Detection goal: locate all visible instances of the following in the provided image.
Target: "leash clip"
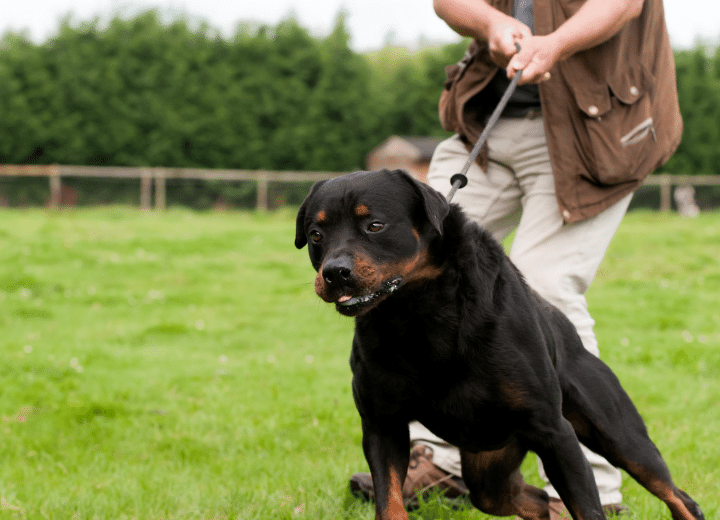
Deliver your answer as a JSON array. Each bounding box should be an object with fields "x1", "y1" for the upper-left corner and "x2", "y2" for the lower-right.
[{"x1": 450, "y1": 173, "x2": 468, "y2": 190}]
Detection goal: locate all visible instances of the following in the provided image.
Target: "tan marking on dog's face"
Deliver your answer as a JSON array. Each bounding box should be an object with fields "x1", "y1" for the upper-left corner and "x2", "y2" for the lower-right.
[
  {"x1": 348, "y1": 247, "x2": 442, "y2": 293},
  {"x1": 314, "y1": 252, "x2": 378, "y2": 303},
  {"x1": 316, "y1": 210, "x2": 328, "y2": 224},
  {"x1": 353, "y1": 255, "x2": 378, "y2": 287},
  {"x1": 354, "y1": 204, "x2": 370, "y2": 217},
  {"x1": 314, "y1": 270, "x2": 328, "y2": 300},
  {"x1": 396, "y1": 247, "x2": 443, "y2": 285}
]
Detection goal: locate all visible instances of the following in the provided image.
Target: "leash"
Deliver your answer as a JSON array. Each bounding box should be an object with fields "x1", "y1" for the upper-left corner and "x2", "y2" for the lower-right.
[{"x1": 446, "y1": 43, "x2": 524, "y2": 203}]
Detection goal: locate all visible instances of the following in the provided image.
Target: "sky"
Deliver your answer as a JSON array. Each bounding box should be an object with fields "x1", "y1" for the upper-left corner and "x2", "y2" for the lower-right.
[{"x1": 1, "y1": 0, "x2": 718, "y2": 52}]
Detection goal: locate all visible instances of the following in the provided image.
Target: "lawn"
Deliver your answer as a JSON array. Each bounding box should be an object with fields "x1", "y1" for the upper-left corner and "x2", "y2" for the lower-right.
[{"x1": 0, "y1": 207, "x2": 717, "y2": 519}]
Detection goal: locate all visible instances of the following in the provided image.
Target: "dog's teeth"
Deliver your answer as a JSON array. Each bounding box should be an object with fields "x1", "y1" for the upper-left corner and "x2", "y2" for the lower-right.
[
  {"x1": 339, "y1": 281, "x2": 402, "y2": 307},
  {"x1": 339, "y1": 293, "x2": 374, "y2": 306}
]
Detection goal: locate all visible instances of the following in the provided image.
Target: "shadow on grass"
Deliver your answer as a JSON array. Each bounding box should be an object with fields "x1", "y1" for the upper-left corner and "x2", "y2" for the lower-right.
[{"x1": 342, "y1": 484, "x2": 475, "y2": 520}]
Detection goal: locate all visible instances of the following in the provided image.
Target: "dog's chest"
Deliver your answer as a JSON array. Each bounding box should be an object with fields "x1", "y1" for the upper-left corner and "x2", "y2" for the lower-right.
[
  {"x1": 352, "y1": 312, "x2": 525, "y2": 451},
  {"x1": 354, "y1": 349, "x2": 518, "y2": 449}
]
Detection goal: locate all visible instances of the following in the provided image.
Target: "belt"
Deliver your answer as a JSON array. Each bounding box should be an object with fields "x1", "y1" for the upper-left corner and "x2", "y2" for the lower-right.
[{"x1": 502, "y1": 106, "x2": 542, "y2": 119}]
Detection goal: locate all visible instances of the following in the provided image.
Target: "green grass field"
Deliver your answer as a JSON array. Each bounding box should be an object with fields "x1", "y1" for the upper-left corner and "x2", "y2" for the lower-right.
[{"x1": 0, "y1": 207, "x2": 718, "y2": 519}]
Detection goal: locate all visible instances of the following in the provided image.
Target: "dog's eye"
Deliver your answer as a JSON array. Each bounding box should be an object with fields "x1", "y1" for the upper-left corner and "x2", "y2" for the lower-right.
[
  {"x1": 367, "y1": 222, "x2": 384, "y2": 233},
  {"x1": 310, "y1": 231, "x2": 323, "y2": 243}
]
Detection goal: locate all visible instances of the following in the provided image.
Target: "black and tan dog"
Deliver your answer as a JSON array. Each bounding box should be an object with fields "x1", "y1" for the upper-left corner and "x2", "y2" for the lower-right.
[{"x1": 295, "y1": 169, "x2": 704, "y2": 520}]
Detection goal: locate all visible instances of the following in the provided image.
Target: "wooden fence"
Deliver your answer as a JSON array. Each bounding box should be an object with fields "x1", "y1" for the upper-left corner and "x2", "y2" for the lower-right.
[
  {"x1": 0, "y1": 164, "x2": 718, "y2": 212},
  {"x1": 0, "y1": 164, "x2": 340, "y2": 211}
]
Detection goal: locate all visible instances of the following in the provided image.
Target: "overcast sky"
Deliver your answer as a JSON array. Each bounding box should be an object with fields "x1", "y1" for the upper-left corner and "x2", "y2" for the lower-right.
[{"x1": 2, "y1": 0, "x2": 718, "y2": 51}]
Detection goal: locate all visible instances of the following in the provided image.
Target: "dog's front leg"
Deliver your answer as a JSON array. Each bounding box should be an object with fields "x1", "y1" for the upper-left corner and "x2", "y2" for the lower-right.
[{"x1": 361, "y1": 418, "x2": 411, "y2": 520}]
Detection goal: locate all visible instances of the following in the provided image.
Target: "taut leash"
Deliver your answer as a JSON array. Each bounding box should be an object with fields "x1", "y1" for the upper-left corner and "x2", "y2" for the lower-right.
[{"x1": 446, "y1": 44, "x2": 524, "y2": 203}]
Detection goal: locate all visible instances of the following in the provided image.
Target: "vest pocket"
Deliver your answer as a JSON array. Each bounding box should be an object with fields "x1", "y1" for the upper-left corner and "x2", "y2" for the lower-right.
[
  {"x1": 620, "y1": 117, "x2": 656, "y2": 147},
  {"x1": 571, "y1": 64, "x2": 656, "y2": 185}
]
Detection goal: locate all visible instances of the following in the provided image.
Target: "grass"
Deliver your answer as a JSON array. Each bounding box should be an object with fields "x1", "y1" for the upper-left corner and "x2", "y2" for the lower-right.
[{"x1": 0, "y1": 207, "x2": 718, "y2": 519}]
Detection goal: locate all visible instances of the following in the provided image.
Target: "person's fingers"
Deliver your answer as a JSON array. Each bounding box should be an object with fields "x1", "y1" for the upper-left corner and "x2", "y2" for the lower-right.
[
  {"x1": 489, "y1": 18, "x2": 531, "y2": 67},
  {"x1": 506, "y1": 37, "x2": 555, "y2": 84}
]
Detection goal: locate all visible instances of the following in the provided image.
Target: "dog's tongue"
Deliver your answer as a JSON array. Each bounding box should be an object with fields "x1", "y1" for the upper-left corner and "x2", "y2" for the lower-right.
[{"x1": 337, "y1": 295, "x2": 352, "y2": 303}]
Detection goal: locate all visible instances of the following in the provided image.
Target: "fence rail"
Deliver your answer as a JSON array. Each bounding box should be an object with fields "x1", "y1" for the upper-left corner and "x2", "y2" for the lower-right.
[
  {"x1": 1, "y1": 164, "x2": 717, "y2": 211},
  {"x1": 0, "y1": 165, "x2": 342, "y2": 210},
  {"x1": 642, "y1": 174, "x2": 719, "y2": 212}
]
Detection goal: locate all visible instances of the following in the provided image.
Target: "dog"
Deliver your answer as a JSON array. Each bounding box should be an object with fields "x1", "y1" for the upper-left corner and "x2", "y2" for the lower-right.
[{"x1": 295, "y1": 169, "x2": 704, "y2": 520}]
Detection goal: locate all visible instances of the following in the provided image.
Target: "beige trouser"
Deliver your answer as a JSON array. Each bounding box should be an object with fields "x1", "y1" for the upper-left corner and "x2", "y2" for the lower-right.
[{"x1": 411, "y1": 115, "x2": 632, "y2": 505}]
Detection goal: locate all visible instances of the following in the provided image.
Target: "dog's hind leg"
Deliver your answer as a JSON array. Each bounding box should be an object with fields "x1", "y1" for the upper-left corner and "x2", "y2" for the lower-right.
[
  {"x1": 460, "y1": 440, "x2": 550, "y2": 519},
  {"x1": 527, "y1": 417, "x2": 607, "y2": 520},
  {"x1": 560, "y1": 355, "x2": 705, "y2": 520}
]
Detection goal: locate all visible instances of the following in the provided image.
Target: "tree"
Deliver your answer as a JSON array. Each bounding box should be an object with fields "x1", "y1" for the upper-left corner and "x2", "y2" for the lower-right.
[
  {"x1": 0, "y1": 12, "x2": 717, "y2": 208},
  {"x1": 665, "y1": 47, "x2": 720, "y2": 175}
]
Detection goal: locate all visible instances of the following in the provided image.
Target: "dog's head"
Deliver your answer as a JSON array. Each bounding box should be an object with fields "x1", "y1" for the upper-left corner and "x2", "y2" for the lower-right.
[{"x1": 295, "y1": 169, "x2": 449, "y2": 317}]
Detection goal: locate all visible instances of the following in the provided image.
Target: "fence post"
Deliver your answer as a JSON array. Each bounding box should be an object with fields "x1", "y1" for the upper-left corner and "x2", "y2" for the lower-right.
[
  {"x1": 257, "y1": 172, "x2": 269, "y2": 211},
  {"x1": 154, "y1": 168, "x2": 166, "y2": 211},
  {"x1": 48, "y1": 164, "x2": 61, "y2": 209},
  {"x1": 140, "y1": 168, "x2": 152, "y2": 211},
  {"x1": 659, "y1": 174, "x2": 672, "y2": 212}
]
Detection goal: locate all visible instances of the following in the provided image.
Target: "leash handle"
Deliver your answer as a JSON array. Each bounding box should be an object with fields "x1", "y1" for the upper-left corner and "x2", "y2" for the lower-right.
[{"x1": 447, "y1": 43, "x2": 524, "y2": 203}]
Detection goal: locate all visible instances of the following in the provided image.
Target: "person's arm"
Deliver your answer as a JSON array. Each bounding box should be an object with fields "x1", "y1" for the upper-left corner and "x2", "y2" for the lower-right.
[
  {"x1": 435, "y1": 0, "x2": 645, "y2": 84},
  {"x1": 507, "y1": 0, "x2": 645, "y2": 83},
  {"x1": 547, "y1": 0, "x2": 644, "y2": 61},
  {"x1": 433, "y1": 0, "x2": 532, "y2": 67}
]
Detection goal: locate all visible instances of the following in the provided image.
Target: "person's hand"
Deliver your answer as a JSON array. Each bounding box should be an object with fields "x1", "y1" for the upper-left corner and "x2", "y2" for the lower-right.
[
  {"x1": 507, "y1": 35, "x2": 560, "y2": 85},
  {"x1": 486, "y1": 14, "x2": 532, "y2": 68}
]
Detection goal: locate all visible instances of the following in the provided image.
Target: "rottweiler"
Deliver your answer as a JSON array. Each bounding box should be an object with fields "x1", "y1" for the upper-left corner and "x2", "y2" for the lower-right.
[{"x1": 295, "y1": 169, "x2": 704, "y2": 520}]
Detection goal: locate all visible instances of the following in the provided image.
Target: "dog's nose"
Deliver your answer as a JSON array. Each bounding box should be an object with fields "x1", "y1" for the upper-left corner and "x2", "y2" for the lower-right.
[{"x1": 323, "y1": 256, "x2": 353, "y2": 286}]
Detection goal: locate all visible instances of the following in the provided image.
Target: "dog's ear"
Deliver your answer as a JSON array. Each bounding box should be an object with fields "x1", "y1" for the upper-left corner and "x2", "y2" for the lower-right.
[
  {"x1": 392, "y1": 170, "x2": 449, "y2": 236},
  {"x1": 295, "y1": 180, "x2": 327, "y2": 249}
]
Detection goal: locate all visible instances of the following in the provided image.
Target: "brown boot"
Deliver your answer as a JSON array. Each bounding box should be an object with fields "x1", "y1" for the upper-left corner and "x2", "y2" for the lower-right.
[
  {"x1": 548, "y1": 497, "x2": 630, "y2": 519},
  {"x1": 349, "y1": 445, "x2": 469, "y2": 509},
  {"x1": 402, "y1": 445, "x2": 469, "y2": 508}
]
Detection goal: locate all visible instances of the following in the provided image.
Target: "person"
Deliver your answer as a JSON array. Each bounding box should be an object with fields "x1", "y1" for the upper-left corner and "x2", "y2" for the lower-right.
[{"x1": 350, "y1": 0, "x2": 682, "y2": 518}]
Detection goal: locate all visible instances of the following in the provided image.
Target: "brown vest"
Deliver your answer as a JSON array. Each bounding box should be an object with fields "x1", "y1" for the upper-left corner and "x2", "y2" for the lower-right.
[{"x1": 439, "y1": 0, "x2": 682, "y2": 222}]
